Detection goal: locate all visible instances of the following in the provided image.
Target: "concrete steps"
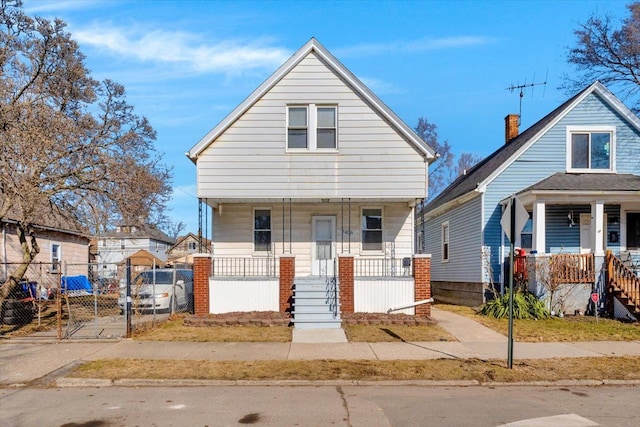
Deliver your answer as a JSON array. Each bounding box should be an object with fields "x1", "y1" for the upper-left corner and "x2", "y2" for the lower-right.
[{"x1": 291, "y1": 277, "x2": 341, "y2": 329}]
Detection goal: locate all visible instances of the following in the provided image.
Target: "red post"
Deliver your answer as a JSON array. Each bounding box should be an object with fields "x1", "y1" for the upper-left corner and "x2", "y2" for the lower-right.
[
  {"x1": 413, "y1": 254, "x2": 432, "y2": 317},
  {"x1": 339, "y1": 255, "x2": 354, "y2": 313},
  {"x1": 193, "y1": 255, "x2": 211, "y2": 316},
  {"x1": 279, "y1": 255, "x2": 295, "y2": 316}
]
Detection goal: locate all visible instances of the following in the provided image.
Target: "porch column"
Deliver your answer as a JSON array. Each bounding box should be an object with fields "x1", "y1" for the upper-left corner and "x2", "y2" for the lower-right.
[
  {"x1": 193, "y1": 254, "x2": 211, "y2": 315},
  {"x1": 532, "y1": 200, "x2": 546, "y2": 254},
  {"x1": 413, "y1": 254, "x2": 432, "y2": 318},
  {"x1": 592, "y1": 201, "x2": 605, "y2": 256},
  {"x1": 338, "y1": 255, "x2": 354, "y2": 313},
  {"x1": 279, "y1": 255, "x2": 295, "y2": 316}
]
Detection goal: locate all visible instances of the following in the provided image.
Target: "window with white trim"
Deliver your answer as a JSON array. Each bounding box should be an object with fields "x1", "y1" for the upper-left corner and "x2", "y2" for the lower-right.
[
  {"x1": 51, "y1": 243, "x2": 61, "y2": 272},
  {"x1": 188, "y1": 241, "x2": 197, "y2": 251},
  {"x1": 567, "y1": 127, "x2": 615, "y2": 172},
  {"x1": 361, "y1": 208, "x2": 383, "y2": 252},
  {"x1": 287, "y1": 104, "x2": 337, "y2": 150},
  {"x1": 441, "y1": 222, "x2": 449, "y2": 262},
  {"x1": 254, "y1": 208, "x2": 272, "y2": 252}
]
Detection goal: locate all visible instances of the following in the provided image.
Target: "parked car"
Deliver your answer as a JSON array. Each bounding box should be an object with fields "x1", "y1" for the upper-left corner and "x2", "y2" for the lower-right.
[{"x1": 118, "y1": 269, "x2": 193, "y2": 314}]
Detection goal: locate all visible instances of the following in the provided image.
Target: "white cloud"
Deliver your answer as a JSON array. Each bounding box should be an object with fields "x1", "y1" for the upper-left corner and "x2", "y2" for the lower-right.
[
  {"x1": 336, "y1": 36, "x2": 496, "y2": 57},
  {"x1": 24, "y1": 0, "x2": 108, "y2": 13},
  {"x1": 71, "y1": 23, "x2": 291, "y2": 75}
]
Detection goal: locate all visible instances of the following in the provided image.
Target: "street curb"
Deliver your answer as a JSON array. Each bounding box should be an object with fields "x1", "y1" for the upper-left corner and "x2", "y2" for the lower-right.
[{"x1": 54, "y1": 377, "x2": 640, "y2": 388}]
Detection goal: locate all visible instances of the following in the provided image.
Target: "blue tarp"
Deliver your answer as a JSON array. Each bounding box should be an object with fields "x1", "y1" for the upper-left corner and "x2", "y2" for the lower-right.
[{"x1": 61, "y1": 275, "x2": 92, "y2": 295}]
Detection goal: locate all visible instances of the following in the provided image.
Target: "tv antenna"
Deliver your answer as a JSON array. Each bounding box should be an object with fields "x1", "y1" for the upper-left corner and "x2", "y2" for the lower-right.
[{"x1": 506, "y1": 71, "x2": 548, "y2": 124}]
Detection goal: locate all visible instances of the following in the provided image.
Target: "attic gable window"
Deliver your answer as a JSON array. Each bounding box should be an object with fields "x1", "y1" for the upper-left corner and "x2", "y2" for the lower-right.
[
  {"x1": 287, "y1": 105, "x2": 337, "y2": 151},
  {"x1": 566, "y1": 126, "x2": 615, "y2": 172}
]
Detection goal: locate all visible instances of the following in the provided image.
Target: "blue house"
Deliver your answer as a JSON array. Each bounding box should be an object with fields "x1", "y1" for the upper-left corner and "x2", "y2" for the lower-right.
[{"x1": 421, "y1": 82, "x2": 640, "y2": 317}]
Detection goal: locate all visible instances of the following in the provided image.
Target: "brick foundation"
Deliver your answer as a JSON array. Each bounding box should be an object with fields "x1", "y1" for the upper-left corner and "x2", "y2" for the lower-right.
[
  {"x1": 279, "y1": 255, "x2": 295, "y2": 316},
  {"x1": 339, "y1": 255, "x2": 354, "y2": 313},
  {"x1": 193, "y1": 255, "x2": 211, "y2": 315},
  {"x1": 413, "y1": 255, "x2": 432, "y2": 318}
]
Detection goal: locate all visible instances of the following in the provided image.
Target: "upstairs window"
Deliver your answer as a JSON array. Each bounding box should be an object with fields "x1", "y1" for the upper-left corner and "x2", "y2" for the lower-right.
[
  {"x1": 254, "y1": 209, "x2": 272, "y2": 252},
  {"x1": 287, "y1": 105, "x2": 337, "y2": 151},
  {"x1": 287, "y1": 107, "x2": 308, "y2": 149},
  {"x1": 567, "y1": 127, "x2": 615, "y2": 172},
  {"x1": 188, "y1": 241, "x2": 197, "y2": 251},
  {"x1": 317, "y1": 107, "x2": 336, "y2": 149},
  {"x1": 361, "y1": 208, "x2": 383, "y2": 252}
]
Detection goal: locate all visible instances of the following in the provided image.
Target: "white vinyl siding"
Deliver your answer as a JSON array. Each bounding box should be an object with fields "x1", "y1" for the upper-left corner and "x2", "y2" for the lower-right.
[{"x1": 196, "y1": 52, "x2": 427, "y2": 200}]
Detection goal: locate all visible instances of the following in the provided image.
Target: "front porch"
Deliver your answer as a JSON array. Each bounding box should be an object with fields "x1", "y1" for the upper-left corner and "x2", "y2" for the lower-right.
[{"x1": 191, "y1": 254, "x2": 432, "y2": 325}]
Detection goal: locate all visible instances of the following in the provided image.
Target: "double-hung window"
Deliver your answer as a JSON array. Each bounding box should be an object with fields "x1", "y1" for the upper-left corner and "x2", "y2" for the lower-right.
[
  {"x1": 254, "y1": 209, "x2": 272, "y2": 253},
  {"x1": 361, "y1": 208, "x2": 383, "y2": 252},
  {"x1": 567, "y1": 126, "x2": 615, "y2": 172},
  {"x1": 441, "y1": 222, "x2": 449, "y2": 262},
  {"x1": 287, "y1": 104, "x2": 337, "y2": 150},
  {"x1": 51, "y1": 243, "x2": 61, "y2": 273},
  {"x1": 188, "y1": 241, "x2": 197, "y2": 251}
]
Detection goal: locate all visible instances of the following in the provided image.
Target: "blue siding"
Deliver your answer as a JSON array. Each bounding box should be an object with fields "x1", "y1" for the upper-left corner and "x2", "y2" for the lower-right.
[
  {"x1": 426, "y1": 195, "x2": 483, "y2": 283},
  {"x1": 484, "y1": 92, "x2": 638, "y2": 279}
]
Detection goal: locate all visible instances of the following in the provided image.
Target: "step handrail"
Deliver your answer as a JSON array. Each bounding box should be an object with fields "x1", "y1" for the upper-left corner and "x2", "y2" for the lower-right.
[{"x1": 606, "y1": 250, "x2": 640, "y2": 314}]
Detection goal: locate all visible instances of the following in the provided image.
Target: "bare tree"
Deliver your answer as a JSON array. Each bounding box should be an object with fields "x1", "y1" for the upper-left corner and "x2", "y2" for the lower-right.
[
  {"x1": 0, "y1": 1, "x2": 172, "y2": 298},
  {"x1": 455, "y1": 152, "x2": 483, "y2": 177},
  {"x1": 563, "y1": 2, "x2": 640, "y2": 112},
  {"x1": 414, "y1": 117, "x2": 483, "y2": 200}
]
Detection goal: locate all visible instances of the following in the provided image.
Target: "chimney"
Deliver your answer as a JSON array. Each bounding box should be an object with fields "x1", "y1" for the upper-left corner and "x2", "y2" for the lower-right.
[{"x1": 505, "y1": 114, "x2": 519, "y2": 143}]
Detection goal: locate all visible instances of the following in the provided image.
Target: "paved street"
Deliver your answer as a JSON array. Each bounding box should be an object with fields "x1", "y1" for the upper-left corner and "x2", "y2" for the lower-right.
[{"x1": 1, "y1": 384, "x2": 639, "y2": 427}]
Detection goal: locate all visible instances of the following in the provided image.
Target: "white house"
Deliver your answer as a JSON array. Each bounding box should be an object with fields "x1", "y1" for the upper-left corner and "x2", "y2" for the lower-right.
[{"x1": 187, "y1": 38, "x2": 436, "y2": 326}]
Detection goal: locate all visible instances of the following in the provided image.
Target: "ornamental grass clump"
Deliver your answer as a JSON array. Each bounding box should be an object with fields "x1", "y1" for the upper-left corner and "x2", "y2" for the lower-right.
[{"x1": 479, "y1": 291, "x2": 550, "y2": 319}]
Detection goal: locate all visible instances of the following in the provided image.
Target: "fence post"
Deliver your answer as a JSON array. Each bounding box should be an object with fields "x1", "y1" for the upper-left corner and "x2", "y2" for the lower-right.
[
  {"x1": 413, "y1": 254, "x2": 432, "y2": 317},
  {"x1": 339, "y1": 255, "x2": 354, "y2": 313},
  {"x1": 279, "y1": 255, "x2": 295, "y2": 315},
  {"x1": 193, "y1": 255, "x2": 212, "y2": 315}
]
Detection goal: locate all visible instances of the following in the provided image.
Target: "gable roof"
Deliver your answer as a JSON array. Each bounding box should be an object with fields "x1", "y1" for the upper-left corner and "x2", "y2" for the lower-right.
[
  {"x1": 187, "y1": 38, "x2": 436, "y2": 161},
  {"x1": 424, "y1": 81, "x2": 640, "y2": 216},
  {"x1": 100, "y1": 224, "x2": 174, "y2": 244},
  {"x1": 167, "y1": 232, "x2": 211, "y2": 254}
]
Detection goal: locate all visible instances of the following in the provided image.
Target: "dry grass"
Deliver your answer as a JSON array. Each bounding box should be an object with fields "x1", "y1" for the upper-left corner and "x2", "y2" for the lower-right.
[
  {"x1": 134, "y1": 316, "x2": 292, "y2": 342},
  {"x1": 344, "y1": 324, "x2": 455, "y2": 342},
  {"x1": 435, "y1": 304, "x2": 640, "y2": 342},
  {"x1": 70, "y1": 356, "x2": 640, "y2": 382}
]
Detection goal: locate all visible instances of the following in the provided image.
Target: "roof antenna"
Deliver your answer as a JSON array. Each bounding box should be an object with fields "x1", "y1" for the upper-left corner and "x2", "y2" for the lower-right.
[{"x1": 506, "y1": 70, "x2": 548, "y2": 125}]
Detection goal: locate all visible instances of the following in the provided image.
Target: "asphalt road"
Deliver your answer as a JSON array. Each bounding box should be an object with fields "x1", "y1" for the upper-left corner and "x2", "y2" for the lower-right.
[{"x1": 1, "y1": 384, "x2": 638, "y2": 427}]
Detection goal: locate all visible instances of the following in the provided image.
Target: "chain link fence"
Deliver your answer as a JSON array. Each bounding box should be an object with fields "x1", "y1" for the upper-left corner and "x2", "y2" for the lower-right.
[{"x1": 1, "y1": 262, "x2": 193, "y2": 339}]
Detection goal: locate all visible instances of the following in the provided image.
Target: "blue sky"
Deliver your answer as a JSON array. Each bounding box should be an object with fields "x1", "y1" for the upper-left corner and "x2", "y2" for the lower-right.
[{"x1": 23, "y1": 0, "x2": 631, "y2": 234}]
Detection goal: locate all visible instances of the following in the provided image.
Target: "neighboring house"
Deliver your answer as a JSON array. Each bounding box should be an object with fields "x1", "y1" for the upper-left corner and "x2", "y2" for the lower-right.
[
  {"x1": 1, "y1": 217, "x2": 90, "y2": 287},
  {"x1": 166, "y1": 233, "x2": 211, "y2": 265},
  {"x1": 95, "y1": 224, "x2": 174, "y2": 279},
  {"x1": 187, "y1": 38, "x2": 435, "y2": 324},
  {"x1": 421, "y1": 82, "x2": 640, "y2": 316}
]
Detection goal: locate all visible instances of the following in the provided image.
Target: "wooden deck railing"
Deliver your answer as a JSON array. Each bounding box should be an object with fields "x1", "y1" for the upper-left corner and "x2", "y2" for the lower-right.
[
  {"x1": 606, "y1": 250, "x2": 640, "y2": 314},
  {"x1": 514, "y1": 253, "x2": 595, "y2": 284}
]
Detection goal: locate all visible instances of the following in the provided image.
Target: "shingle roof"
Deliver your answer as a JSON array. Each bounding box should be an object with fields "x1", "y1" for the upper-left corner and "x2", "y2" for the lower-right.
[
  {"x1": 518, "y1": 172, "x2": 640, "y2": 193},
  {"x1": 424, "y1": 81, "x2": 640, "y2": 213}
]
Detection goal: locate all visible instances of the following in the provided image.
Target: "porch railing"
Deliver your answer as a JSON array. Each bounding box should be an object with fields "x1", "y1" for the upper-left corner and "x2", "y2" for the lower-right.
[
  {"x1": 551, "y1": 254, "x2": 595, "y2": 283},
  {"x1": 606, "y1": 250, "x2": 640, "y2": 315},
  {"x1": 354, "y1": 257, "x2": 412, "y2": 277},
  {"x1": 516, "y1": 253, "x2": 595, "y2": 284},
  {"x1": 211, "y1": 257, "x2": 278, "y2": 277}
]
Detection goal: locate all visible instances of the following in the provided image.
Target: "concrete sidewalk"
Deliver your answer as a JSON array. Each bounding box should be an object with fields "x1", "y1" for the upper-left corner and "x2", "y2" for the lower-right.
[{"x1": 2, "y1": 308, "x2": 640, "y2": 386}]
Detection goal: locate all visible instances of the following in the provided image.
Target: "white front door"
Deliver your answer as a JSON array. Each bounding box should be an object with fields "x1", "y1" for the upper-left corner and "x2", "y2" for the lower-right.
[
  {"x1": 580, "y1": 213, "x2": 607, "y2": 254},
  {"x1": 312, "y1": 216, "x2": 335, "y2": 276}
]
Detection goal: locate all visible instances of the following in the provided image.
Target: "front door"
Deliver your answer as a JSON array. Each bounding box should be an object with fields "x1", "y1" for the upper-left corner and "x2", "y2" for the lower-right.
[
  {"x1": 312, "y1": 216, "x2": 335, "y2": 276},
  {"x1": 580, "y1": 213, "x2": 607, "y2": 253}
]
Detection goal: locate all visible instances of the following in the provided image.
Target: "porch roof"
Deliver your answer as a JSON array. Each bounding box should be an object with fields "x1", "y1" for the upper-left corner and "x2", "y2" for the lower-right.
[{"x1": 512, "y1": 173, "x2": 640, "y2": 205}]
